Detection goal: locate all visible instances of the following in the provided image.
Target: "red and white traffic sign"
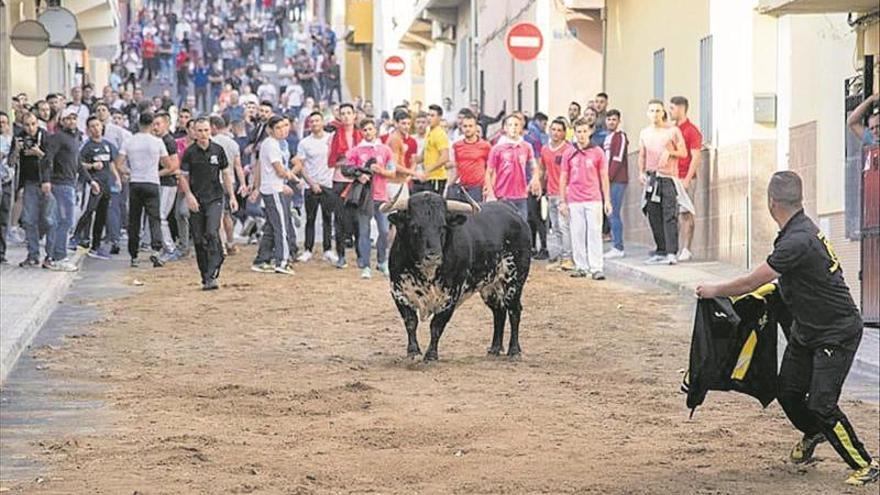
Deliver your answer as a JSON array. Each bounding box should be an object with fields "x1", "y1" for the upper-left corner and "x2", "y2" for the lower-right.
[
  {"x1": 384, "y1": 55, "x2": 406, "y2": 77},
  {"x1": 506, "y1": 22, "x2": 543, "y2": 61}
]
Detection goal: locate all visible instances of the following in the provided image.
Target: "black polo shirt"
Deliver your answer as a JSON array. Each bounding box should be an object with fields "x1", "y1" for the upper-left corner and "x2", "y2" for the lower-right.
[
  {"x1": 181, "y1": 141, "x2": 228, "y2": 204},
  {"x1": 79, "y1": 138, "x2": 117, "y2": 189},
  {"x1": 159, "y1": 133, "x2": 179, "y2": 187},
  {"x1": 766, "y1": 210, "x2": 862, "y2": 350}
]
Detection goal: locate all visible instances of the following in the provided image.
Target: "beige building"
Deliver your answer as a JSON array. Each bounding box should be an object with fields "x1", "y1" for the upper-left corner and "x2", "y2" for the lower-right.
[
  {"x1": 393, "y1": 0, "x2": 603, "y2": 130},
  {"x1": 1, "y1": 0, "x2": 120, "y2": 108},
  {"x1": 606, "y1": 0, "x2": 878, "y2": 308}
]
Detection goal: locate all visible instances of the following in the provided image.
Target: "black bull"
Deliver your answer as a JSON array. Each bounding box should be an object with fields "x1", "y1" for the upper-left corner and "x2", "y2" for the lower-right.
[{"x1": 382, "y1": 191, "x2": 532, "y2": 361}]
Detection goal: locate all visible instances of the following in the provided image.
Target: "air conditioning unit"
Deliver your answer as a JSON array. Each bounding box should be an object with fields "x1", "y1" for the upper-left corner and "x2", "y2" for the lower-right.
[{"x1": 432, "y1": 20, "x2": 455, "y2": 43}]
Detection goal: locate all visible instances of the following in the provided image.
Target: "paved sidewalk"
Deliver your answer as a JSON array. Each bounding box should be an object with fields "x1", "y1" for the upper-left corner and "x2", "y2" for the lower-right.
[{"x1": 0, "y1": 244, "x2": 85, "y2": 384}]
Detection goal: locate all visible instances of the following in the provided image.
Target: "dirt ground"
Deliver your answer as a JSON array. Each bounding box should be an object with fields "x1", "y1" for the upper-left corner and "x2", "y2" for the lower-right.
[{"x1": 3, "y1": 247, "x2": 878, "y2": 495}]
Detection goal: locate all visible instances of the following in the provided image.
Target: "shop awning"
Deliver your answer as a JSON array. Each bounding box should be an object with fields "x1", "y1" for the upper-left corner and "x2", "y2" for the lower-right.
[{"x1": 757, "y1": 0, "x2": 879, "y2": 15}]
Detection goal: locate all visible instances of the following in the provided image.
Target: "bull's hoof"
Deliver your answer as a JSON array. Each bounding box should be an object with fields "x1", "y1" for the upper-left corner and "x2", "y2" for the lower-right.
[
  {"x1": 407, "y1": 350, "x2": 422, "y2": 360},
  {"x1": 507, "y1": 352, "x2": 522, "y2": 361},
  {"x1": 423, "y1": 351, "x2": 439, "y2": 362},
  {"x1": 487, "y1": 347, "x2": 504, "y2": 356}
]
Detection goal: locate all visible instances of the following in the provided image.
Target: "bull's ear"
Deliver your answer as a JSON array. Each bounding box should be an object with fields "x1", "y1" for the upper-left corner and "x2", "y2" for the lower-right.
[
  {"x1": 446, "y1": 213, "x2": 468, "y2": 227},
  {"x1": 388, "y1": 211, "x2": 409, "y2": 227}
]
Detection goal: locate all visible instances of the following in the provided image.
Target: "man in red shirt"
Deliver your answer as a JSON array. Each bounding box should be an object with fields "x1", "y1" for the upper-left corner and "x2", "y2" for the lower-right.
[
  {"x1": 670, "y1": 96, "x2": 703, "y2": 262},
  {"x1": 450, "y1": 112, "x2": 491, "y2": 202},
  {"x1": 328, "y1": 103, "x2": 362, "y2": 268},
  {"x1": 141, "y1": 34, "x2": 157, "y2": 83},
  {"x1": 541, "y1": 117, "x2": 573, "y2": 270}
]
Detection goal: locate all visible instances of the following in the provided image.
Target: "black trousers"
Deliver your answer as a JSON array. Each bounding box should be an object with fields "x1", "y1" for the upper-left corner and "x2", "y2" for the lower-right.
[
  {"x1": 778, "y1": 335, "x2": 873, "y2": 470},
  {"x1": 528, "y1": 193, "x2": 547, "y2": 251},
  {"x1": 332, "y1": 181, "x2": 359, "y2": 259},
  {"x1": 304, "y1": 187, "x2": 336, "y2": 253},
  {"x1": 74, "y1": 189, "x2": 111, "y2": 249},
  {"x1": 190, "y1": 198, "x2": 225, "y2": 282},
  {"x1": 646, "y1": 176, "x2": 678, "y2": 256},
  {"x1": 0, "y1": 181, "x2": 11, "y2": 259},
  {"x1": 128, "y1": 182, "x2": 163, "y2": 259},
  {"x1": 411, "y1": 179, "x2": 446, "y2": 195}
]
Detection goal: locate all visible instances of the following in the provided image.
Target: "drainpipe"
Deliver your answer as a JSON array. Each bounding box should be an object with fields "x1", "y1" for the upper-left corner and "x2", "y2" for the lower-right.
[{"x1": 470, "y1": 0, "x2": 477, "y2": 104}]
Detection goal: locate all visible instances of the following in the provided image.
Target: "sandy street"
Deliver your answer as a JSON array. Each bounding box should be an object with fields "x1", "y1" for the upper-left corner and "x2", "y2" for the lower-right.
[{"x1": 2, "y1": 247, "x2": 878, "y2": 495}]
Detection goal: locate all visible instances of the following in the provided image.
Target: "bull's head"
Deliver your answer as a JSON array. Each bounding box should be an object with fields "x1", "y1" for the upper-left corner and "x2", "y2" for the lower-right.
[{"x1": 380, "y1": 189, "x2": 480, "y2": 271}]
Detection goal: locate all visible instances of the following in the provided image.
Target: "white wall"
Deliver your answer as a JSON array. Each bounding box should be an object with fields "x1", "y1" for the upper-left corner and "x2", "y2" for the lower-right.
[{"x1": 710, "y1": 0, "x2": 756, "y2": 147}]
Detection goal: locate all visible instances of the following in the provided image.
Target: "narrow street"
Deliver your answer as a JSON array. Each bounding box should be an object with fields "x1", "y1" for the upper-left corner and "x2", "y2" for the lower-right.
[{"x1": 1, "y1": 251, "x2": 877, "y2": 494}]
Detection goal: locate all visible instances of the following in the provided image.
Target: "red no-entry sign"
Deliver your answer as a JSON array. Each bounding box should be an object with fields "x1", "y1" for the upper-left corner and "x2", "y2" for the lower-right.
[
  {"x1": 384, "y1": 55, "x2": 406, "y2": 77},
  {"x1": 506, "y1": 22, "x2": 543, "y2": 61}
]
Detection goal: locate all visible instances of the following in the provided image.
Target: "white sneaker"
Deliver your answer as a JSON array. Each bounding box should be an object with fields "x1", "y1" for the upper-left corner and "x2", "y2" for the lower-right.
[
  {"x1": 323, "y1": 250, "x2": 339, "y2": 264},
  {"x1": 678, "y1": 248, "x2": 693, "y2": 262},
  {"x1": 297, "y1": 251, "x2": 313, "y2": 262},
  {"x1": 360, "y1": 267, "x2": 372, "y2": 279},
  {"x1": 643, "y1": 254, "x2": 666, "y2": 265},
  {"x1": 377, "y1": 262, "x2": 389, "y2": 277},
  {"x1": 604, "y1": 248, "x2": 625, "y2": 259},
  {"x1": 274, "y1": 264, "x2": 295, "y2": 275},
  {"x1": 666, "y1": 254, "x2": 678, "y2": 265},
  {"x1": 50, "y1": 259, "x2": 79, "y2": 272}
]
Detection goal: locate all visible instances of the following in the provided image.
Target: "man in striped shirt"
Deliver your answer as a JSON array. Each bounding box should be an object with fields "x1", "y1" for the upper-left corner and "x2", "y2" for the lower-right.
[{"x1": 603, "y1": 109, "x2": 629, "y2": 259}]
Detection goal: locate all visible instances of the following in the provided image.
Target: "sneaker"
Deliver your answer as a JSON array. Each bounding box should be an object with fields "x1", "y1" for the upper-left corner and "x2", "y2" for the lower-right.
[
  {"x1": 570, "y1": 269, "x2": 588, "y2": 278},
  {"x1": 534, "y1": 249, "x2": 549, "y2": 261},
  {"x1": 666, "y1": 254, "x2": 678, "y2": 265},
  {"x1": 377, "y1": 262, "x2": 389, "y2": 277},
  {"x1": 130, "y1": 258, "x2": 140, "y2": 268},
  {"x1": 790, "y1": 432, "x2": 826, "y2": 464},
  {"x1": 559, "y1": 259, "x2": 576, "y2": 271},
  {"x1": 336, "y1": 257, "x2": 348, "y2": 269},
  {"x1": 19, "y1": 258, "x2": 40, "y2": 268},
  {"x1": 110, "y1": 243, "x2": 121, "y2": 255},
  {"x1": 160, "y1": 249, "x2": 181, "y2": 263},
  {"x1": 678, "y1": 248, "x2": 693, "y2": 262},
  {"x1": 88, "y1": 248, "x2": 111, "y2": 260},
  {"x1": 41, "y1": 258, "x2": 55, "y2": 270},
  {"x1": 845, "y1": 460, "x2": 879, "y2": 486},
  {"x1": 50, "y1": 259, "x2": 79, "y2": 272},
  {"x1": 604, "y1": 248, "x2": 625, "y2": 259},
  {"x1": 360, "y1": 267, "x2": 372, "y2": 279},
  {"x1": 202, "y1": 277, "x2": 220, "y2": 291},
  {"x1": 643, "y1": 254, "x2": 667, "y2": 265},
  {"x1": 274, "y1": 264, "x2": 295, "y2": 275},
  {"x1": 149, "y1": 252, "x2": 165, "y2": 268},
  {"x1": 297, "y1": 251, "x2": 313, "y2": 263},
  {"x1": 226, "y1": 244, "x2": 239, "y2": 255},
  {"x1": 251, "y1": 262, "x2": 274, "y2": 273},
  {"x1": 591, "y1": 271, "x2": 606, "y2": 281},
  {"x1": 323, "y1": 250, "x2": 339, "y2": 264}
]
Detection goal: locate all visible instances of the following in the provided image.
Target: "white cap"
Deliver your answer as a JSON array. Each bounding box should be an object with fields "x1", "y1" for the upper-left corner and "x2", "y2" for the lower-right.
[{"x1": 61, "y1": 107, "x2": 78, "y2": 119}]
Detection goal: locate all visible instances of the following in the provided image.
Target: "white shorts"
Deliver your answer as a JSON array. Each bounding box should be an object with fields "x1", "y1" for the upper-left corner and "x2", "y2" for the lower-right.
[{"x1": 674, "y1": 178, "x2": 696, "y2": 215}]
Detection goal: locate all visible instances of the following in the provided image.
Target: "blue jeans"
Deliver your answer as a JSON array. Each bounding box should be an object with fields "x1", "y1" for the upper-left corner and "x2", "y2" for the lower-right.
[
  {"x1": 21, "y1": 182, "x2": 56, "y2": 260},
  {"x1": 610, "y1": 182, "x2": 627, "y2": 251},
  {"x1": 357, "y1": 209, "x2": 389, "y2": 268},
  {"x1": 502, "y1": 198, "x2": 528, "y2": 224},
  {"x1": 47, "y1": 184, "x2": 76, "y2": 261}
]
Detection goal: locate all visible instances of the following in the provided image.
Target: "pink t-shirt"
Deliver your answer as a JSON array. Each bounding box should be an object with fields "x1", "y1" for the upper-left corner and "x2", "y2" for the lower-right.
[
  {"x1": 561, "y1": 145, "x2": 606, "y2": 203},
  {"x1": 487, "y1": 137, "x2": 534, "y2": 200},
  {"x1": 345, "y1": 140, "x2": 395, "y2": 202},
  {"x1": 639, "y1": 126, "x2": 681, "y2": 177}
]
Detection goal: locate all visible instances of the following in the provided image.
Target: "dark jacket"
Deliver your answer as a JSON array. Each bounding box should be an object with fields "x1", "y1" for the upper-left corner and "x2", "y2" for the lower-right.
[
  {"x1": 682, "y1": 283, "x2": 792, "y2": 416},
  {"x1": 47, "y1": 128, "x2": 92, "y2": 186},
  {"x1": 14, "y1": 127, "x2": 52, "y2": 184}
]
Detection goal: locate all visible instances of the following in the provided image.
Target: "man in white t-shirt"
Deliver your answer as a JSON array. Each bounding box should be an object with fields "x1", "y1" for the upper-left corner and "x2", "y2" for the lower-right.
[
  {"x1": 294, "y1": 110, "x2": 335, "y2": 263},
  {"x1": 250, "y1": 115, "x2": 300, "y2": 274},
  {"x1": 114, "y1": 112, "x2": 171, "y2": 267},
  {"x1": 210, "y1": 115, "x2": 248, "y2": 254}
]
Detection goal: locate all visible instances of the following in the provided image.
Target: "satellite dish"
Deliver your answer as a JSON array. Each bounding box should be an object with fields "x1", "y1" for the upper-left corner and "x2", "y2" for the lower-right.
[
  {"x1": 10, "y1": 20, "x2": 50, "y2": 57},
  {"x1": 39, "y1": 7, "x2": 78, "y2": 47}
]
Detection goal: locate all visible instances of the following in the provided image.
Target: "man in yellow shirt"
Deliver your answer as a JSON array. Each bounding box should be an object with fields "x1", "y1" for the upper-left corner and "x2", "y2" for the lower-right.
[{"x1": 413, "y1": 104, "x2": 450, "y2": 194}]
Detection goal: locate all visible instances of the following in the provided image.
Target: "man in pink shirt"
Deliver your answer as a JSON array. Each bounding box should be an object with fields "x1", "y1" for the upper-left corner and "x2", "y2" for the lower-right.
[
  {"x1": 541, "y1": 117, "x2": 574, "y2": 270},
  {"x1": 345, "y1": 119, "x2": 395, "y2": 280},
  {"x1": 638, "y1": 99, "x2": 687, "y2": 265},
  {"x1": 559, "y1": 119, "x2": 611, "y2": 280},
  {"x1": 485, "y1": 114, "x2": 542, "y2": 222}
]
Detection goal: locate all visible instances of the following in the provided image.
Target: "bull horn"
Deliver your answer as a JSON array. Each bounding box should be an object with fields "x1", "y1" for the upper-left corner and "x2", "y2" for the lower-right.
[
  {"x1": 379, "y1": 185, "x2": 410, "y2": 213},
  {"x1": 446, "y1": 200, "x2": 478, "y2": 214},
  {"x1": 459, "y1": 187, "x2": 482, "y2": 212}
]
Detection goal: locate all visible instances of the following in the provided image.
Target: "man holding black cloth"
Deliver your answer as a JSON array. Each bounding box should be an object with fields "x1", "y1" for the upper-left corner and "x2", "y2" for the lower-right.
[
  {"x1": 178, "y1": 118, "x2": 238, "y2": 290},
  {"x1": 696, "y1": 171, "x2": 878, "y2": 487}
]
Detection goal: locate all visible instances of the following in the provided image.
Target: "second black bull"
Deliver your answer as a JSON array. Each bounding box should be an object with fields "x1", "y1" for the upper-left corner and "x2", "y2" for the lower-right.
[{"x1": 381, "y1": 191, "x2": 532, "y2": 361}]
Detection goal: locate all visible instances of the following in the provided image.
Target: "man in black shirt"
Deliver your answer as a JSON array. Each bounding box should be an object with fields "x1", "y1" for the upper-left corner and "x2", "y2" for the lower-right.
[
  {"x1": 696, "y1": 171, "x2": 878, "y2": 487},
  {"x1": 178, "y1": 118, "x2": 238, "y2": 290},
  {"x1": 13, "y1": 112, "x2": 54, "y2": 267},
  {"x1": 73, "y1": 116, "x2": 120, "y2": 259}
]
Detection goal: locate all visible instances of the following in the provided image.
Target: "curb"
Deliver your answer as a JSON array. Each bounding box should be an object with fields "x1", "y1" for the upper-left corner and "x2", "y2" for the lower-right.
[
  {"x1": 0, "y1": 249, "x2": 87, "y2": 385},
  {"x1": 603, "y1": 258, "x2": 696, "y2": 296}
]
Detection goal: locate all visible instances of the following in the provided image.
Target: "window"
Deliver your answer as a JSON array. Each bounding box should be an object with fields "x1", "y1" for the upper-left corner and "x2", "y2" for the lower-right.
[
  {"x1": 458, "y1": 36, "x2": 469, "y2": 92},
  {"x1": 653, "y1": 49, "x2": 665, "y2": 100},
  {"x1": 699, "y1": 36, "x2": 712, "y2": 143}
]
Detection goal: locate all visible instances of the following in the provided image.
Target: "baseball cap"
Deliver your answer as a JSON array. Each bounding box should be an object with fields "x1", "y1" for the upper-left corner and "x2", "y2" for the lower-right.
[{"x1": 61, "y1": 107, "x2": 78, "y2": 119}]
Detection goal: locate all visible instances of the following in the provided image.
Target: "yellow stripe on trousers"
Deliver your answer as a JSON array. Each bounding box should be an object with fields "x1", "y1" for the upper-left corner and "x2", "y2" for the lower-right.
[
  {"x1": 731, "y1": 330, "x2": 758, "y2": 380},
  {"x1": 833, "y1": 422, "x2": 869, "y2": 468}
]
